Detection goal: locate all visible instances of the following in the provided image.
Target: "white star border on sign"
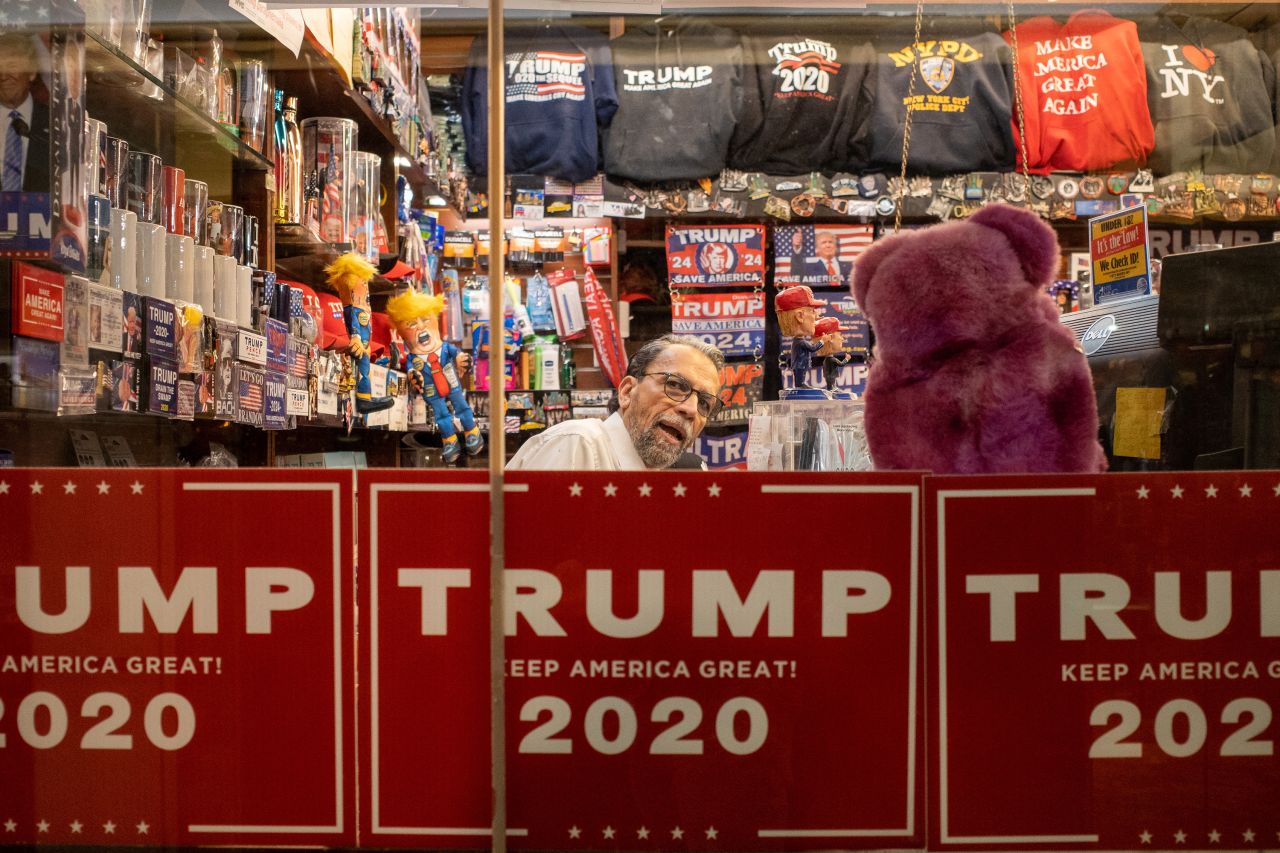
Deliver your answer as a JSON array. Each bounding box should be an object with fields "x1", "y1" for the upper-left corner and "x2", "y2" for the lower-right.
[
  {"x1": 673, "y1": 483, "x2": 687, "y2": 497},
  {"x1": 569, "y1": 483, "x2": 583, "y2": 496},
  {"x1": 130, "y1": 481, "x2": 145, "y2": 495},
  {"x1": 603, "y1": 483, "x2": 618, "y2": 497},
  {"x1": 638, "y1": 483, "x2": 652, "y2": 497}
]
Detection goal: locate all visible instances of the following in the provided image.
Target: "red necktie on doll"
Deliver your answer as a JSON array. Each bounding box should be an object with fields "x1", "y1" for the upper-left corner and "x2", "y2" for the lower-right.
[{"x1": 426, "y1": 352, "x2": 451, "y2": 396}]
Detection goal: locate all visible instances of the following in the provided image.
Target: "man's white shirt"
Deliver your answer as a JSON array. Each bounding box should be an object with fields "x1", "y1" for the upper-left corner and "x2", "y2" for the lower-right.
[{"x1": 508, "y1": 412, "x2": 646, "y2": 471}]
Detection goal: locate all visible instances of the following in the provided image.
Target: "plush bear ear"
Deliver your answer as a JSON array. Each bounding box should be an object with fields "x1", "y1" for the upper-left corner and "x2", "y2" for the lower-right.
[
  {"x1": 851, "y1": 235, "x2": 896, "y2": 311},
  {"x1": 970, "y1": 204, "x2": 1060, "y2": 285}
]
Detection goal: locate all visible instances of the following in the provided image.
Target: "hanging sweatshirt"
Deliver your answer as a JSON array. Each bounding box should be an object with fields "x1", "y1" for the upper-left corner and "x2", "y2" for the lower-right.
[
  {"x1": 462, "y1": 26, "x2": 618, "y2": 183},
  {"x1": 728, "y1": 31, "x2": 873, "y2": 175},
  {"x1": 1140, "y1": 16, "x2": 1276, "y2": 175},
  {"x1": 1006, "y1": 10, "x2": 1154, "y2": 173},
  {"x1": 859, "y1": 25, "x2": 1017, "y2": 175},
  {"x1": 604, "y1": 20, "x2": 744, "y2": 182}
]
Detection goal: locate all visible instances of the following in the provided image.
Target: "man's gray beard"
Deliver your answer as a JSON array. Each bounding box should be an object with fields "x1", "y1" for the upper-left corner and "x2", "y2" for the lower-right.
[{"x1": 627, "y1": 418, "x2": 688, "y2": 468}]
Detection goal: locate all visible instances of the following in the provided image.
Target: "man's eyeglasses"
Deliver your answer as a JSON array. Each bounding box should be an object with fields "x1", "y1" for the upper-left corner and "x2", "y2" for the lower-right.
[{"x1": 642, "y1": 372, "x2": 723, "y2": 418}]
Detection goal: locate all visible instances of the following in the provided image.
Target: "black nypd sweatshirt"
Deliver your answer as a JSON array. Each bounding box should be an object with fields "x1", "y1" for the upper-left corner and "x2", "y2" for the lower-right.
[
  {"x1": 1140, "y1": 15, "x2": 1276, "y2": 175},
  {"x1": 858, "y1": 26, "x2": 1017, "y2": 175},
  {"x1": 604, "y1": 19, "x2": 744, "y2": 182},
  {"x1": 728, "y1": 31, "x2": 873, "y2": 175},
  {"x1": 462, "y1": 25, "x2": 618, "y2": 183}
]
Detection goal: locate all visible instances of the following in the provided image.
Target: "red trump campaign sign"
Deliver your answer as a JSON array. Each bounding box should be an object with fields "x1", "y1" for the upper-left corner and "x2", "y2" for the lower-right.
[
  {"x1": 0, "y1": 469, "x2": 355, "y2": 847},
  {"x1": 360, "y1": 471, "x2": 922, "y2": 850},
  {"x1": 358, "y1": 470, "x2": 493, "y2": 846},
  {"x1": 506, "y1": 472, "x2": 921, "y2": 850},
  {"x1": 929, "y1": 473, "x2": 1280, "y2": 850}
]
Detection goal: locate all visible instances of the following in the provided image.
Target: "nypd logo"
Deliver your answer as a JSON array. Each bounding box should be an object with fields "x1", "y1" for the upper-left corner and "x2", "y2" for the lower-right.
[{"x1": 919, "y1": 56, "x2": 955, "y2": 93}]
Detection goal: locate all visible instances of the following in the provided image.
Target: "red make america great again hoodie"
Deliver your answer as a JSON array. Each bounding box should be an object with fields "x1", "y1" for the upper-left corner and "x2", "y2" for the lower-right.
[{"x1": 1006, "y1": 9, "x2": 1154, "y2": 172}]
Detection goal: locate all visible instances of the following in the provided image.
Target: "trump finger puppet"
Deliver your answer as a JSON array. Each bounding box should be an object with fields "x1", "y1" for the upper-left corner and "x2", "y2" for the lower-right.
[
  {"x1": 325, "y1": 252, "x2": 393, "y2": 414},
  {"x1": 775, "y1": 285, "x2": 826, "y2": 399},
  {"x1": 386, "y1": 289, "x2": 484, "y2": 464},
  {"x1": 814, "y1": 316, "x2": 853, "y2": 399},
  {"x1": 852, "y1": 204, "x2": 1107, "y2": 474}
]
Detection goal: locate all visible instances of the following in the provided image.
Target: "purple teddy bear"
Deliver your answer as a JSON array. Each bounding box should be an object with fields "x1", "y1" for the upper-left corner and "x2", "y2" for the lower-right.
[{"x1": 852, "y1": 204, "x2": 1107, "y2": 474}]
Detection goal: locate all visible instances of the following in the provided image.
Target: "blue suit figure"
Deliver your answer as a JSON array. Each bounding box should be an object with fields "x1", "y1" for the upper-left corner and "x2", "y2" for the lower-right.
[
  {"x1": 387, "y1": 289, "x2": 484, "y2": 463},
  {"x1": 326, "y1": 253, "x2": 393, "y2": 414},
  {"x1": 789, "y1": 336, "x2": 823, "y2": 387},
  {"x1": 776, "y1": 284, "x2": 826, "y2": 394}
]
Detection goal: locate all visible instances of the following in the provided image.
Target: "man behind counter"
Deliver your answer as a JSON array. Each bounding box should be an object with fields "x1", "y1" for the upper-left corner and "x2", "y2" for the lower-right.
[{"x1": 509, "y1": 335, "x2": 724, "y2": 471}]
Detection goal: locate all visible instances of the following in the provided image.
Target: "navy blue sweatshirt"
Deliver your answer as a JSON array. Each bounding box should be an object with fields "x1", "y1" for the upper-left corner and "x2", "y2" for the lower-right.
[
  {"x1": 604, "y1": 19, "x2": 744, "y2": 181},
  {"x1": 859, "y1": 26, "x2": 1017, "y2": 174},
  {"x1": 462, "y1": 25, "x2": 618, "y2": 183},
  {"x1": 728, "y1": 31, "x2": 873, "y2": 175}
]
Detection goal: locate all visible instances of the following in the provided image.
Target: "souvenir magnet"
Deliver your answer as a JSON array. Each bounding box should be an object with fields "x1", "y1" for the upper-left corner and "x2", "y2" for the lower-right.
[
  {"x1": 857, "y1": 174, "x2": 881, "y2": 198},
  {"x1": 1107, "y1": 173, "x2": 1129, "y2": 195},
  {"x1": 909, "y1": 176, "x2": 933, "y2": 198},
  {"x1": 662, "y1": 193, "x2": 688, "y2": 215},
  {"x1": 1005, "y1": 173, "x2": 1029, "y2": 203},
  {"x1": 964, "y1": 174, "x2": 984, "y2": 200},
  {"x1": 831, "y1": 176, "x2": 860, "y2": 197},
  {"x1": 1146, "y1": 196, "x2": 1165, "y2": 217},
  {"x1": 748, "y1": 174, "x2": 771, "y2": 199},
  {"x1": 819, "y1": 197, "x2": 850, "y2": 214},
  {"x1": 887, "y1": 176, "x2": 907, "y2": 199},
  {"x1": 1165, "y1": 193, "x2": 1194, "y2": 220},
  {"x1": 1080, "y1": 176, "x2": 1105, "y2": 199},
  {"x1": 687, "y1": 190, "x2": 710, "y2": 213},
  {"x1": 1192, "y1": 189, "x2": 1221, "y2": 217},
  {"x1": 763, "y1": 195, "x2": 792, "y2": 220},
  {"x1": 1129, "y1": 169, "x2": 1155, "y2": 193},
  {"x1": 805, "y1": 172, "x2": 829, "y2": 197},
  {"x1": 939, "y1": 175, "x2": 967, "y2": 200},
  {"x1": 926, "y1": 196, "x2": 952, "y2": 219},
  {"x1": 718, "y1": 169, "x2": 748, "y2": 192},
  {"x1": 1223, "y1": 196, "x2": 1246, "y2": 221},
  {"x1": 1056, "y1": 177, "x2": 1080, "y2": 199},
  {"x1": 1249, "y1": 193, "x2": 1270, "y2": 217},
  {"x1": 1049, "y1": 200, "x2": 1075, "y2": 220},
  {"x1": 1030, "y1": 175, "x2": 1055, "y2": 199},
  {"x1": 1250, "y1": 174, "x2": 1274, "y2": 194},
  {"x1": 874, "y1": 196, "x2": 897, "y2": 217},
  {"x1": 774, "y1": 178, "x2": 803, "y2": 193},
  {"x1": 790, "y1": 193, "x2": 816, "y2": 217}
]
